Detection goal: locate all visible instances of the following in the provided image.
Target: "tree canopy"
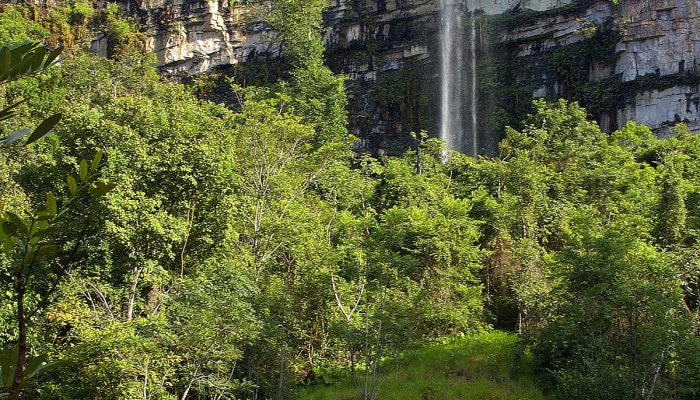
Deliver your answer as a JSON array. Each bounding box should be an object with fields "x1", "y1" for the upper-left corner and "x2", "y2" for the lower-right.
[{"x1": 0, "y1": 3, "x2": 699, "y2": 400}]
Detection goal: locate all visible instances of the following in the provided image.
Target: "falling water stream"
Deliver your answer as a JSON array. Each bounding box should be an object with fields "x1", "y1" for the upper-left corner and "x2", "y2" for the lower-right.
[
  {"x1": 438, "y1": 0, "x2": 478, "y2": 157},
  {"x1": 469, "y1": 16, "x2": 478, "y2": 157}
]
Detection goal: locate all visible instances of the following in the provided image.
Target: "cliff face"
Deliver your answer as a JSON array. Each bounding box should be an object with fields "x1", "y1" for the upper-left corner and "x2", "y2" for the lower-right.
[
  {"x1": 613, "y1": 0, "x2": 700, "y2": 135},
  {"x1": 323, "y1": 0, "x2": 437, "y2": 152},
  {"x1": 114, "y1": 0, "x2": 700, "y2": 152},
  {"x1": 103, "y1": 0, "x2": 279, "y2": 74},
  {"x1": 495, "y1": 0, "x2": 700, "y2": 136}
]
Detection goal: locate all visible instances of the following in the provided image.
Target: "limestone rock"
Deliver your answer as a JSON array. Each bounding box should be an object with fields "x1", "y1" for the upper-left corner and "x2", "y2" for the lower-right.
[
  {"x1": 110, "y1": 0, "x2": 700, "y2": 152},
  {"x1": 117, "y1": 0, "x2": 280, "y2": 74}
]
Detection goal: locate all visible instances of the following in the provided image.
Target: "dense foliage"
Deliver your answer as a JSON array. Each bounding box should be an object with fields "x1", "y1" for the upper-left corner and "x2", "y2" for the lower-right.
[
  {"x1": 0, "y1": 1, "x2": 699, "y2": 399},
  {"x1": 453, "y1": 101, "x2": 700, "y2": 399}
]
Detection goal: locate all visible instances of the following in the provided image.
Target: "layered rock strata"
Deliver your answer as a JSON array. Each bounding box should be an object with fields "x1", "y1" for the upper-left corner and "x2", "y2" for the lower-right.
[{"x1": 113, "y1": 0, "x2": 700, "y2": 152}]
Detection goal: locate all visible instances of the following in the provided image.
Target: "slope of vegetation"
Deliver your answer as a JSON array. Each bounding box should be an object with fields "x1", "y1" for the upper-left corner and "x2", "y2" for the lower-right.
[
  {"x1": 296, "y1": 331, "x2": 547, "y2": 400},
  {"x1": 0, "y1": 1, "x2": 700, "y2": 399}
]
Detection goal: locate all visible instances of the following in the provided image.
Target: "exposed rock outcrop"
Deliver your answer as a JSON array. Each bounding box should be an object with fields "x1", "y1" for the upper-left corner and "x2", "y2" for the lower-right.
[
  {"x1": 117, "y1": 0, "x2": 279, "y2": 74},
  {"x1": 113, "y1": 0, "x2": 700, "y2": 153}
]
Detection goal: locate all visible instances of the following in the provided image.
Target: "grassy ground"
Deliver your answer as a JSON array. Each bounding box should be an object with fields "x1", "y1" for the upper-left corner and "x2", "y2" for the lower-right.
[{"x1": 295, "y1": 331, "x2": 548, "y2": 400}]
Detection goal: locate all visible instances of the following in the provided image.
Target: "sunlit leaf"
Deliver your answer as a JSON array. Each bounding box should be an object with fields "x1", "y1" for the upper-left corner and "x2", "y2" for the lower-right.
[
  {"x1": 79, "y1": 160, "x2": 88, "y2": 181},
  {"x1": 46, "y1": 192, "x2": 57, "y2": 216},
  {"x1": 67, "y1": 176, "x2": 77, "y2": 194},
  {"x1": 90, "y1": 151, "x2": 103, "y2": 172},
  {"x1": 0, "y1": 129, "x2": 30, "y2": 146}
]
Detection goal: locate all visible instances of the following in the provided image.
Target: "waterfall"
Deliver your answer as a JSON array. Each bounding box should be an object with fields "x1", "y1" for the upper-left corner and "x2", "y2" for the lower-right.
[
  {"x1": 469, "y1": 15, "x2": 478, "y2": 157},
  {"x1": 438, "y1": 0, "x2": 478, "y2": 157}
]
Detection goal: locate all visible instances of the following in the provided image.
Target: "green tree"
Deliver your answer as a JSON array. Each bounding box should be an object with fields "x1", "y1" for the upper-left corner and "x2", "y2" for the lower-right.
[{"x1": 533, "y1": 215, "x2": 683, "y2": 399}]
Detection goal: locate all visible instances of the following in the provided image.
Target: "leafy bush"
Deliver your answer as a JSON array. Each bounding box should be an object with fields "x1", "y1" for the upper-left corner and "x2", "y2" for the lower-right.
[{"x1": 0, "y1": 6, "x2": 48, "y2": 46}]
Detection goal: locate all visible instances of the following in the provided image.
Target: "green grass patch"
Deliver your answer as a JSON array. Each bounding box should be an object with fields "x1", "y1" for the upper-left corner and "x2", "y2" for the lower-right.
[{"x1": 295, "y1": 331, "x2": 547, "y2": 400}]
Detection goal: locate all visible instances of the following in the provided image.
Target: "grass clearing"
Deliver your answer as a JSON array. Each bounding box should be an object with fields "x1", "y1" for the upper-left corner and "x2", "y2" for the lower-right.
[{"x1": 295, "y1": 331, "x2": 547, "y2": 400}]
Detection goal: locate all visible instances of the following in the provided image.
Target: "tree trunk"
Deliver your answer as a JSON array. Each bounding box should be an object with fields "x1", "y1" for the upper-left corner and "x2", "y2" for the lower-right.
[
  {"x1": 416, "y1": 145, "x2": 423, "y2": 175},
  {"x1": 350, "y1": 347, "x2": 356, "y2": 384},
  {"x1": 7, "y1": 278, "x2": 27, "y2": 400},
  {"x1": 275, "y1": 349, "x2": 285, "y2": 399},
  {"x1": 126, "y1": 266, "x2": 142, "y2": 321},
  {"x1": 246, "y1": 356, "x2": 258, "y2": 400}
]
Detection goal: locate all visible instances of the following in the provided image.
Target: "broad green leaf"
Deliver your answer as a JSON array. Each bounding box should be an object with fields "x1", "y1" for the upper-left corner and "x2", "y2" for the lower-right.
[
  {"x1": 0, "y1": 128, "x2": 30, "y2": 146},
  {"x1": 24, "y1": 354, "x2": 48, "y2": 380},
  {"x1": 25, "y1": 354, "x2": 62, "y2": 380},
  {"x1": 31, "y1": 226, "x2": 55, "y2": 240},
  {"x1": 36, "y1": 219, "x2": 48, "y2": 231},
  {"x1": 0, "y1": 228, "x2": 6, "y2": 254},
  {"x1": 0, "y1": 100, "x2": 25, "y2": 121},
  {"x1": 26, "y1": 113, "x2": 62, "y2": 145},
  {"x1": 0, "y1": 344, "x2": 18, "y2": 389},
  {"x1": 0, "y1": 47, "x2": 9, "y2": 77},
  {"x1": 12, "y1": 53, "x2": 33, "y2": 79},
  {"x1": 90, "y1": 151, "x2": 103, "y2": 172},
  {"x1": 42, "y1": 46, "x2": 63, "y2": 69},
  {"x1": 1, "y1": 236, "x2": 13, "y2": 256},
  {"x1": 29, "y1": 46, "x2": 46, "y2": 72},
  {"x1": 23, "y1": 244, "x2": 58, "y2": 265},
  {"x1": 6, "y1": 213, "x2": 27, "y2": 236},
  {"x1": 8, "y1": 43, "x2": 34, "y2": 74},
  {"x1": 67, "y1": 175, "x2": 77, "y2": 194},
  {"x1": 90, "y1": 182, "x2": 116, "y2": 198},
  {"x1": 30, "y1": 227, "x2": 56, "y2": 244},
  {"x1": 46, "y1": 192, "x2": 57, "y2": 216},
  {"x1": 11, "y1": 42, "x2": 35, "y2": 54},
  {"x1": 79, "y1": 160, "x2": 88, "y2": 181},
  {"x1": 1, "y1": 221, "x2": 16, "y2": 237}
]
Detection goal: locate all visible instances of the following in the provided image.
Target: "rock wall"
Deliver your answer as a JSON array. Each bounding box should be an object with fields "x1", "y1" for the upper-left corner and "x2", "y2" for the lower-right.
[
  {"x1": 614, "y1": 0, "x2": 700, "y2": 134},
  {"x1": 493, "y1": 0, "x2": 700, "y2": 135},
  {"x1": 323, "y1": 0, "x2": 439, "y2": 152},
  {"x1": 111, "y1": 0, "x2": 279, "y2": 74},
  {"x1": 115, "y1": 0, "x2": 700, "y2": 153}
]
